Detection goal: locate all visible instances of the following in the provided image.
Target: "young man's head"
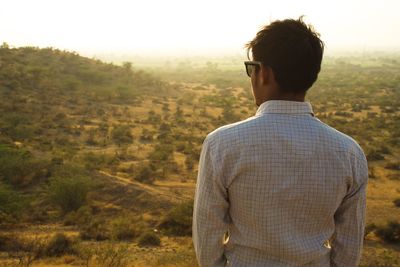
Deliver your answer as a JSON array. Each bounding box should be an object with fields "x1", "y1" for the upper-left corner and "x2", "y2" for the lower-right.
[{"x1": 245, "y1": 17, "x2": 324, "y2": 105}]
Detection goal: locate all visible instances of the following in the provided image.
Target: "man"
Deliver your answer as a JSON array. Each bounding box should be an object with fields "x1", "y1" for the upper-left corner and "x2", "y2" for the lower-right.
[{"x1": 192, "y1": 17, "x2": 368, "y2": 267}]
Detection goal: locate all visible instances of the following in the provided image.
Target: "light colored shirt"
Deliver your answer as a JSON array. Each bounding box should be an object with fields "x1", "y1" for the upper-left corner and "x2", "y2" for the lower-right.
[{"x1": 193, "y1": 100, "x2": 368, "y2": 267}]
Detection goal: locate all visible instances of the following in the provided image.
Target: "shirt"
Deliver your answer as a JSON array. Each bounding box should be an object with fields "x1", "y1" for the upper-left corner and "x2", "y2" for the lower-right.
[{"x1": 193, "y1": 100, "x2": 368, "y2": 267}]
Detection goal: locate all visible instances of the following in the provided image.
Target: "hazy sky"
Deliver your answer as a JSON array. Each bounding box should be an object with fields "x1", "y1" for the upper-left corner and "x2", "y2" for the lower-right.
[{"x1": 1, "y1": 0, "x2": 399, "y2": 56}]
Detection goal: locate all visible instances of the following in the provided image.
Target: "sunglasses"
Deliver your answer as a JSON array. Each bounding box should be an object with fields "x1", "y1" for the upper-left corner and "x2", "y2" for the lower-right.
[{"x1": 244, "y1": 61, "x2": 262, "y2": 77}]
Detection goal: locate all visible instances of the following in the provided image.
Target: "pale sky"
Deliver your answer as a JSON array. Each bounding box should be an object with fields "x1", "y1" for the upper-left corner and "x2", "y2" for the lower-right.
[{"x1": 1, "y1": 0, "x2": 399, "y2": 56}]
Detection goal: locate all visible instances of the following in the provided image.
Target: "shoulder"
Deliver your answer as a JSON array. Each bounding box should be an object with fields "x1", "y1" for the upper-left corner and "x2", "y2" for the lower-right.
[
  {"x1": 204, "y1": 116, "x2": 259, "y2": 147},
  {"x1": 315, "y1": 118, "x2": 367, "y2": 166}
]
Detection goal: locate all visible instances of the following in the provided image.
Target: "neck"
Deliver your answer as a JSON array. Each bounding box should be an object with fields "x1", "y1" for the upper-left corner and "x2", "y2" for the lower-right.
[
  {"x1": 256, "y1": 93, "x2": 305, "y2": 106},
  {"x1": 268, "y1": 93, "x2": 305, "y2": 102}
]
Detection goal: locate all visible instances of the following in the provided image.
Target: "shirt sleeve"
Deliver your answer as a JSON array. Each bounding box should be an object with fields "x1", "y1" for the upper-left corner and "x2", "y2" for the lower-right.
[
  {"x1": 193, "y1": 135, "x2": 230, "y2": 267},
  {"x1": 330, "y1": 152, "x2": 368, "y2": 267}
]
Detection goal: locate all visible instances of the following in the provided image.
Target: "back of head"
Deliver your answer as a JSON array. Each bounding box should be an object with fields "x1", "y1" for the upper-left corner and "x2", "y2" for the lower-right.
[{"x1": 246, "y1": 16, "x2": 324, "y2": 93}]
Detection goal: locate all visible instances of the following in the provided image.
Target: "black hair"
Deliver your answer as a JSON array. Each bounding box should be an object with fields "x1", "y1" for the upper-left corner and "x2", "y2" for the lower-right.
[{"x1": 245, "y1": 16, "x2": 324, "y2": 93}]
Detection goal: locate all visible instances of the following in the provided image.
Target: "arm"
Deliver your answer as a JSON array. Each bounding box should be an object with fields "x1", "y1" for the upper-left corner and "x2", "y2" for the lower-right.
[
  {"x1": 330, "y1": 154, "x2": 368, "y2": 267},
  {"x1": 193, "y1": 136, "x2": 230, "y2": 267}
]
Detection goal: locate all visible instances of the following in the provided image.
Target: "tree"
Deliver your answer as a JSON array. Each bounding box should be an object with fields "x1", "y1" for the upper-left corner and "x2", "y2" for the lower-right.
[
  {"x1": 1, "y1": 42, "x2": 9, "y2": 49},
  {"x1": 122, "y1": 61, "x2": 132, "y2": 71},
  {"x1": 111, "y1": 125, "x2": 133, "y2": 146}
]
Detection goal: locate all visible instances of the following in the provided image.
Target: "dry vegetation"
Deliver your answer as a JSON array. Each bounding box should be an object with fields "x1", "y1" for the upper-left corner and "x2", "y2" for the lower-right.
[{"x1": 0, "y1": 44, "x2": 399, "y2": 266}]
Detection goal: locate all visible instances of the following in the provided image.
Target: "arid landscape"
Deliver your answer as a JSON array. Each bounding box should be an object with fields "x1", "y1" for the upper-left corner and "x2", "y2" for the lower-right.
[{"x1": 0, "y1": 45, "x2": 399, "y2": 266}]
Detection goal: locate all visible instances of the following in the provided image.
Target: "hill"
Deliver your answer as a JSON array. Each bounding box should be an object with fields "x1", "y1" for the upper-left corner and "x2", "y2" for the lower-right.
[{"x1": 0, "y1": 46, "x2": 399, "y2": 266}]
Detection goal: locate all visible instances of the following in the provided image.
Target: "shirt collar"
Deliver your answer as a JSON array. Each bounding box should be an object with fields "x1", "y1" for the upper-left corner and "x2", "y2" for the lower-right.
[{"x1": 255, "y1": 100, "x2": 314, "y2": 116}]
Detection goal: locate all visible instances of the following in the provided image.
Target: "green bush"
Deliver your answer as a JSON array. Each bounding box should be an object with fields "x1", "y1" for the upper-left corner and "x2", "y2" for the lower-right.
[
  {"x1": 149, "y1": 144, "x2": 174, "y2": 162},
  {"x1": 0, "y1": 182, "x2": 27, "y2": 217},
  {"x1": 49, "y1": 165, "x2": 92, "y2": 214},
  {"x1": 137, "y1": 232, "x2": 161, "y2": 247},
  {"x1": 111, "y1": 217, "x2": 137, "y2": 241},
  {"x1": 0, "y1": 144, "x2": 48, "y2": 187},
  {"x1": 158, "y1": 200, "x2": 193, "y2": 236},
  {"x1": 82, "y1": 152, "x2": 117, "y2": 171},
  {"x1": 375, "y1": 221, "x2": 400, "y2": 244},
  {"x1": 1, "y1": 113, "x2": 37, "y2": 140},
  {"x1": 135, "y1": 165, "x2": 155, "y2": 184},
  {"x1": 45, "y1": 233, "x2": 75, "y2": 257},
  {"x1": 111, "y1": 125, "x2": 133, "y2": 145}
]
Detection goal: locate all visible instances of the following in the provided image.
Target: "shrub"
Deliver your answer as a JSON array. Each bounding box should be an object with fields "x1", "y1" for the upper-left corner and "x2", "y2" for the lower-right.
[
  {"x1": 140, "y1": 128, "x2": 153, "y2": 142},
  {"x1": 8, "y1": 235, "x2": 47, "y2": 266},
  {"x1": 111, "y1": 125, "x2": 133, "y2": 146},
  {"x1": 83, "y1": 152, "x2": 117, "y2": 171},
  {"x1": 77, "y1": 243, "x2": 130, "y2": 267},
  {"x1": 366, "y1": 150, "x2": 384, "y2": 161},
  {"x1": 135, "y1": 165, "x2": 155, "y2": 184},
  {"x1": 9, "y1": 125, "x2": 37, "y2": 140},
  {"x1": 0, "y1": 233, "x2": 24, "y2": 252},
  {"x1": 110, "y1": 217, "x2": 137, "y2": 241},
  {"x1": 163, "y1": 160, "x2": 180, "y2": 174},
  {"x1": 146, "y1": 111, "x2": 162, "y2": 124},
  {"x1": 378, "y1": 146, "x2": 391, "y2": 155},
  {"x1": 393, "y1": 198, "x2": 400, "y2": 208},
  {"x1": 1, "y1": 113, "x2": 37, "y2": 140},
  {"x1": 51, "y1": 162, "x2": 88, "y2": 178},
  {"x1": 48, "y1": 162, "x2": 92, "y2": 215},
  {"x1": 0, "y1": 144, "x2": 48, "y2": 187},
  {"x1": 185, "y1": 156, "x2": 194, "y2": 170},
  {"x1": 80, "y1": 219, "x2": 109, "y2": 241},
  {"x1": 0, "y1": 211, "x2": 18, "y2": 225},
  {"x1": 45, "y1": 233, "x2": 75, "y2": 257},
  {"x1": 158, "y1": 200, "x2": 193, "y2": 236},
  {"x1": 29, "y1": 209, "x2": 49, "y2": 223},
  {"x1": 149, "y1": 144, "x2": 174, "y2": 162},
  {"x1": 334, "y1": 111, "x2": 353, "y2": 117},
  {"x1": 51, "y1": 157, "x2": 64, "y2": 166},
  {"x1": 375, "y1": 221, "x2": 400, "y2": 244},
  {"x1": 137, "y1": 232, "x2": 161, "y2": 247},
  {"x1": 49, "y1": 175, "x2": 92, "y2": 214},
  {"x1": 63, "y1": 206, "x2": 92, "y2": 226},
  {"x1": 0, "y1": 182, "x2": 27, "y2": 217},
  {"x1": 364, "y1": 223, "x2": 377, "y2": 237}
]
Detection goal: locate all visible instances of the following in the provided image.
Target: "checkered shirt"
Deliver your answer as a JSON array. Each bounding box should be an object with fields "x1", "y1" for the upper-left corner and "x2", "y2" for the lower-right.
[{"x1": 193, "y1": 100, "x2": 368, "y2": 267}]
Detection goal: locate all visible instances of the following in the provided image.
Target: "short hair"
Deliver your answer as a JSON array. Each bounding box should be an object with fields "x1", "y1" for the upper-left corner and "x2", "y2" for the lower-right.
[{"x1": 245, "y1": 16, "x2": 324, "y2": 93}]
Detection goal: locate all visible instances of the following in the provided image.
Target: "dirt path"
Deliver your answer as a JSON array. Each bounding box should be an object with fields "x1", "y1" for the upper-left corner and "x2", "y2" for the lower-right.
[{"x1": 98, "y1": 171, "x2": 192, "y2": 202}]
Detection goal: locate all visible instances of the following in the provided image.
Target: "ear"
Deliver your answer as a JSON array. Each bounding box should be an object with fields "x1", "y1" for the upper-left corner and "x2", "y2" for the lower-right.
[{"x1": 259, "y1": 65, "x2": 272, "y2": 85}]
